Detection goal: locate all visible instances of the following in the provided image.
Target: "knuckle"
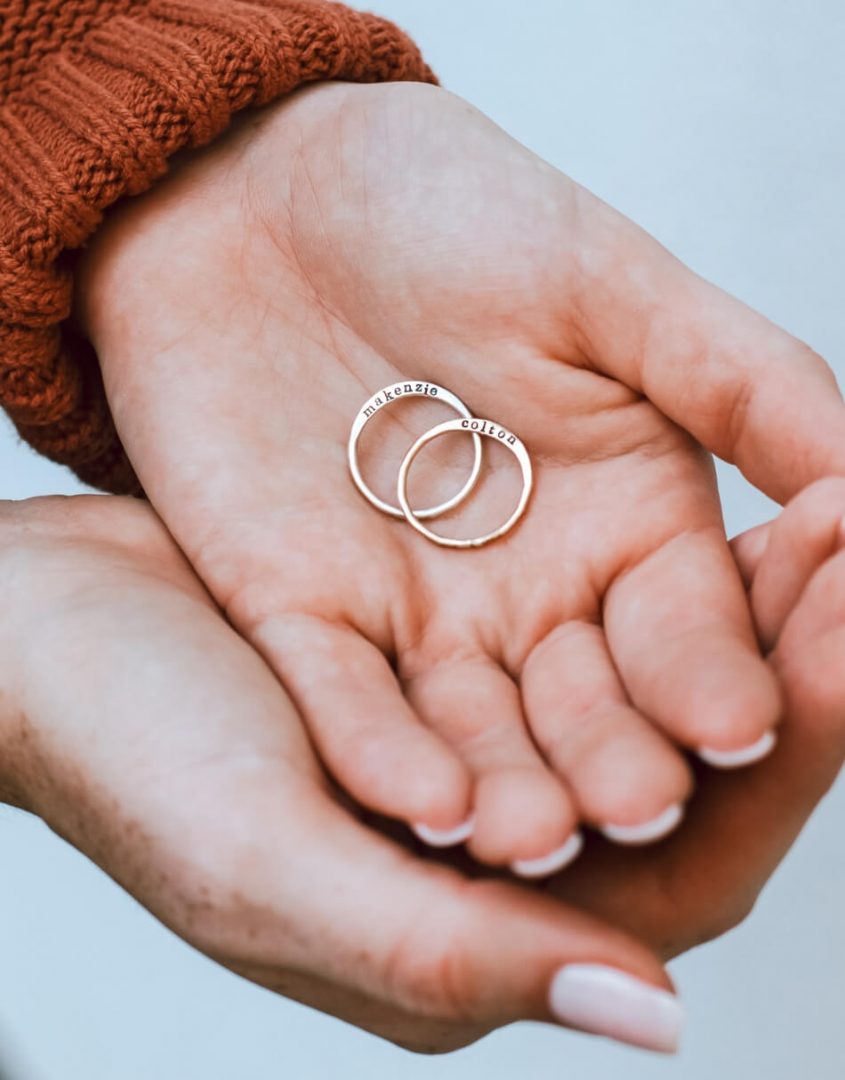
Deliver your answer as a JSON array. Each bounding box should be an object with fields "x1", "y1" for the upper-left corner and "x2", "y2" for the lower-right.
[
  {"x1": 722, "y1": 374, "x2": 756, "y2": 460},
  {"x1": 380, "y1": 884, "x2": 481, "y2": 1024}
]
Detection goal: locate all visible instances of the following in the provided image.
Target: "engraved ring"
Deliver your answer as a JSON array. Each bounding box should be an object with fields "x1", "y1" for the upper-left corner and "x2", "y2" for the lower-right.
[
  {"x1": 348, "y1": 381, "x2": 483, "y2": 520},
  {"x1": 397, "y1": 418, "x2": 534, "y2": 549}
]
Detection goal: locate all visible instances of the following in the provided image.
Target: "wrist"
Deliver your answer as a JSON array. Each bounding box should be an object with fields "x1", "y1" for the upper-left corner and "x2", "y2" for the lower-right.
[
  {"x1": 0, "y1": 497, "x2": 177, "y2": 812},
  {"x1": 0, "y1": 501, "x2": 47, "y2": 810}
]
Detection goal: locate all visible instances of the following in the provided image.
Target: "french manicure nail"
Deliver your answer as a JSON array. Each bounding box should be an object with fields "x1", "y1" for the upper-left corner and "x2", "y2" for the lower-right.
[
  {"x1": 511, "y1": 831, "x2": 584, "y2": 879},
  {"x1": 602, "y1": 803, "x2": 684, "y2": 846},
  {"x1": 412, "y1": 815, "x2": 475, "y2": 848},
  {"x1": 548, "y1": 963, "x2": 684, "y2": 1053},
  {"x1": 698, "y1": 729, "x2": 777, "y2": 769}
]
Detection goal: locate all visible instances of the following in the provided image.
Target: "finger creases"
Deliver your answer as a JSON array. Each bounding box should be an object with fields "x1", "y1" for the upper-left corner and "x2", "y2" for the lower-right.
[
  {"x1": 521, "y1": 620, "x2": 692, "y2": 839},
  {"x1": 378, "y1": 874, "x2": 680, "y2": 1048},
  {"x1": 604, "y1": 529, "x2": 781, "y2": 761},
  {"x1": 403, "y1": 655, "x2": 580, "y2": 868},
  {"x1": 251, "y1": 613, "x2": 473, "y2": 831},
  {"x1": 280, "y1": 801, "x2": 681, "y2": 1049}
]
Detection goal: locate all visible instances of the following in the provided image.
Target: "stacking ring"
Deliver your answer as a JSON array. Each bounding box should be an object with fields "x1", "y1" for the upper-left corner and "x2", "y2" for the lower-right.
[
  {"x1": 347, "y1": 381, "x2": 483, "y2": 520},
  {"x1": 397, "y1": 418, "x2": 533, "y2": 549}
]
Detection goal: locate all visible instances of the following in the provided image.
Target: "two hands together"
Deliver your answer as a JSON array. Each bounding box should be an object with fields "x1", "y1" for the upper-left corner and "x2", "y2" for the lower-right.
[{"x1": 5, "y1": 81, "x2": 845, "y2": 1055}]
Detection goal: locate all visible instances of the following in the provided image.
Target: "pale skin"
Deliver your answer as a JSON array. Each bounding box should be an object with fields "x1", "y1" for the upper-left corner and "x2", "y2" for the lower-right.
[
  {"x1": 0, "y1": 490, "x2": 842, "y2": 1055},
  {"x1": 75, "y1": 80, "x2": 845, "y2": 872}
]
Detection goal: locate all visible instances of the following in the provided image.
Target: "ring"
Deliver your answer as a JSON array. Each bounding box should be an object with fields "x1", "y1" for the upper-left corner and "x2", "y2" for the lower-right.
[
  {"x1": 348, "y1": 381, "x2": 482, "y2": 520},
  {"x1": 397, "y1": 417, "x2": 533, "y2": 549}
]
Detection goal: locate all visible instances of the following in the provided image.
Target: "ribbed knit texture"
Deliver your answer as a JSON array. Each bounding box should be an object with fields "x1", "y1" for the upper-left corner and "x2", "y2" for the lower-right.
[{"x1": 0, "y1": 1, "x2": 436, "y2": 492}]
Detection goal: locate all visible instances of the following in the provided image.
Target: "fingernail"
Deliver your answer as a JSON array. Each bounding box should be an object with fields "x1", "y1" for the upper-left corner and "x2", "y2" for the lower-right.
[
  {"x1": 602, "y1": 803, "x2": 684, "y2": 846},
  {"x1": 698, "y1": 730, "x2": 777, "y2": 769},
  {"x1": 548, "y1": 964, "x2": 683, "y2": 1053},
  {"x1": 412, "y1": 815, "x2": 475, "y2": 848},
  {"x1": 511, "y1": 831, "x2": 584, "y2": 879}
]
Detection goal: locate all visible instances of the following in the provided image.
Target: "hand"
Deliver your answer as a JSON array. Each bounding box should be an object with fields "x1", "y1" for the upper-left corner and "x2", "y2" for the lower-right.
[
  {"x1": 0, "y1": 495, "x2": 680, "y2": 1055},
  {"x1": 76, "y1": 81, "x2": 845, "y2": 870},
  {"x1": 733, "y1": 477, "x2": 845, "y2": 779},
  {"x1": 541, "y1": 487, "x2": 845, "y2": 958},
  {"x1": 544, "y1": 698, "x2": 844, "y2": 964},
  {"x1": 2, "y1": 495, "x2": 841, "y2": 1057}
]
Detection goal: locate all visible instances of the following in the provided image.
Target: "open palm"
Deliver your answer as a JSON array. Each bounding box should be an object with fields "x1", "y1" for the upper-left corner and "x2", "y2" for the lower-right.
[{"x1": 78, "y1": 80, "x2": 845, "y2": 870}]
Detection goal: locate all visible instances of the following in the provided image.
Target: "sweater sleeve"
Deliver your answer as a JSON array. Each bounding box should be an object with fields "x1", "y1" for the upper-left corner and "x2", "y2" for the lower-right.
[{"x1": 0, "y1": 1, "x2": 436, "y2": 493}]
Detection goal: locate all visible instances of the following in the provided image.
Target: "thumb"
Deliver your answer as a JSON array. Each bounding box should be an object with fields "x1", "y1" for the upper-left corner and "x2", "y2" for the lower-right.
[
  {"x1": 224, "y1": 785, "x2": 684, "y2": 1055},
  {"x1": 571, "y1": 190, "x2": 845, "y2": 504}
]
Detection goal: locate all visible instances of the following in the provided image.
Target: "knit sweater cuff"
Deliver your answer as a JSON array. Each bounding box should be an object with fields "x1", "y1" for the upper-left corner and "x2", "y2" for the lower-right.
[{"x1": 0, "y1": 0, "x2": 436, "y2": 493}]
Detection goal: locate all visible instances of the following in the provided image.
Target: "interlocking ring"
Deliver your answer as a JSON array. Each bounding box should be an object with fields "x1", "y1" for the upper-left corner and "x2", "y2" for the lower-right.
[
  {"x1": 347, "y1": 381, "x2": 482, "y2": 519},
  {"x1": 397, "y1": 417, "x2": 533, "y2": 549}
]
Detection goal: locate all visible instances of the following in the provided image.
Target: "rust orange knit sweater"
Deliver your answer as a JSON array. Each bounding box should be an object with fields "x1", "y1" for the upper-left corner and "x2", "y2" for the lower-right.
[{"x1": 0, "y1": 1, "x2": 435, "y2": 492}]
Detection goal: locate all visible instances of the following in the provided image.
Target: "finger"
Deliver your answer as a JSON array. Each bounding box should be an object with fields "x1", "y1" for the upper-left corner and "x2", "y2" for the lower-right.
[
  {"x1": 550, "y1": 586, "x2": 845, "y2": 958},
  {"x1": 222, "y1": 780, "x2": 683, "y2": 1054},
  {"x1": 251, "y1": 614, "x2": 473, "y2": 834},
  {"x1": 774, "y1": 545, "x2": 845, "y2": 664},
  {"x1": 605, "y1": 527, "x2": 781, "y2": 768},
  {"x1": 404, "y1": 656, "x2": 581, "y2": 874},
  {"x1": 522, "y1": 621, "x2": 692, "y2": 843},
  {"x1": 225, "y1": 953, "x2": 491, "y2": 1054},
  {"x1": 571, "y1": 192, "x2": 845, "y2": 503},
  {"x1": 729, "y1": 522, "x2": 771, "y2": 589},
  {"x1": 749, "y1": 478, "x2": 845, "y2": 650}
]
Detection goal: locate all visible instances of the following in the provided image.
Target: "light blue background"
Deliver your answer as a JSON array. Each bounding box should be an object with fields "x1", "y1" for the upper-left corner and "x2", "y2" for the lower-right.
[{"x1": 0, "y1": 1, "x2": 843, "y2": 1076}]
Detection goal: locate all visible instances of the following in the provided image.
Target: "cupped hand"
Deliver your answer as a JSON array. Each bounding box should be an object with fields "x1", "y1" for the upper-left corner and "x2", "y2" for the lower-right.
[
  {"x1": 76, "y1": 81, "x2": 845, "y2": 871},
  {"x1": 0, "y1": 495, "x2": 681, "y2": 1055},
  {"x1": 2, "y1": 496, "x2": 842, "y2": 1058}
]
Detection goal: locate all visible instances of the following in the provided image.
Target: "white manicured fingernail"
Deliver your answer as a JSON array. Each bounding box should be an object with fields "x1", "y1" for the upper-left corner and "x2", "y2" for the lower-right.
[
  {"x1": 548, "y1": 964, "x2": 683, "y2": 1053},
  {"x1": 602, "y1": 803, "x2": 684, "y2": 846},
  {"x1": 699, "y1": 730, "x2": 777, "y2": 769},
  {"x1": 412, "y1": 815, "x2": 475, "y2": 848},
  {"x1": 511, "y1": 831, "x2": 584, "y2": 879}
]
